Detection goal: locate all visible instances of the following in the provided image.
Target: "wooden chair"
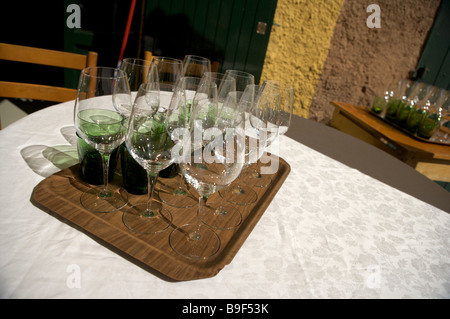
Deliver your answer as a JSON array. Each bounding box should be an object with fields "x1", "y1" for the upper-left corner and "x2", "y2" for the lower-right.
[
  {"x1": 211, "y1": 61, "x2": 219, "y2": 73},
  {"x1": 144, "y1": 51, "x2": 153, "y2": 62},
  {"x1": 0, "y1": 42, "x2": 98, "y2": 128}
]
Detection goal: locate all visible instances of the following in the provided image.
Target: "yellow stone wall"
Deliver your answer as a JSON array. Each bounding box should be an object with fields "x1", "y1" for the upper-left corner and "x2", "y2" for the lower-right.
[{"x1": 260, "y1": 0, "x2": 345, "y2": 118}]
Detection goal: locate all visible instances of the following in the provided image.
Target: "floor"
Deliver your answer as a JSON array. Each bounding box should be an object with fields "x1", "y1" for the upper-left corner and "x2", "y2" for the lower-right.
[
  {"x1": 0, "y1": 98, "x2": 53, "y2": 129},
  {"x1": 0, "y1": 99, "x2": 28, "y2": 129}
]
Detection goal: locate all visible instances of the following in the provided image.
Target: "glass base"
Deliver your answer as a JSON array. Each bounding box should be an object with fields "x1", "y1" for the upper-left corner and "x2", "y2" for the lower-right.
[
  {"x1": 80, "y1": 184, "x2": 128, "y2": 213},
  {"x1": 122, "y1": 201, "x2": 173, "y2": 235},
  {"x1": 169, "y1": 224, "x2": 220, "y2": 260},
  {"x1": 240, "y1": 168, "x2": 272, "y2": 188},
  {"x1": 219, "y1": 182, "x2": 258, "y2": 206},
  {"x1": 201, "y1": 201, "x2": 242, "y2": 230},
  {"x1": 159, "y1": 185, "x2": 198, "y2": 208}
]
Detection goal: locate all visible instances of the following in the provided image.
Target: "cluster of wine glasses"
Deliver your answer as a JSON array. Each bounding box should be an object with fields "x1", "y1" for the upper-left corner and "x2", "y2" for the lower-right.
[
  {"x1": 74, "y1": 55, "x2": 293, "y2": 260},
  {"x1": 371, "y1": 79, "x2": 450, "y2": 141}
]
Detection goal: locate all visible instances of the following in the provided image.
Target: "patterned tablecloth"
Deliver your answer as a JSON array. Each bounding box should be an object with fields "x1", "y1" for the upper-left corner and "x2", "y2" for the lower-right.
[{"x1": 0, "y1": 100, "x2": 449, "y2": 298}]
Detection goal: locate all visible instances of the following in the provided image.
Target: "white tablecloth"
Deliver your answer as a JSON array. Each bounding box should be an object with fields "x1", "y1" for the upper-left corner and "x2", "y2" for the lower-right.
[{"x1": 0, "y1": 100, "x2": 449, "y2": 299}]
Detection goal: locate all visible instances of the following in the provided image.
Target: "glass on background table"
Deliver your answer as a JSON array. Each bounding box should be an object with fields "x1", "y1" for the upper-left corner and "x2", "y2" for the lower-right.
[
  {"x1": 332, "y1": 101, "x2": 450, "y2": 183},
  {"x1": 0, "y1": 98, "x2": 449, "y2": 299}
]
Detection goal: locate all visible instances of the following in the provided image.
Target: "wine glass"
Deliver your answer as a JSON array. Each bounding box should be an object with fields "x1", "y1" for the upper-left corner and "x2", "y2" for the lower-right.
[
  {"x1": 144, "y1": 57, "x2": 182, "y2": 183},
  {"x1": 158, "y1": 55, "x2": 211, "y2": 205},
  {"x1": 169, "y1": 74, "x2": 244, "y2": 259},
  {"x1": 406, "y1": 84, "x2": 442, "y2": 134},
  {"x1": 437, "y1": 96, "x2": 450, "y2": 143},
  {"x1": 74, "y1": 67, "x2": 130, "y2": 213},
  {"x1": 238, "y1": 82, "x2": 278, "y2": 187},
  {"x1": 159, "y1": 77, "x2": 201, "y2": 208},
  {"x1": 182, "y1": 55, "x2": 211, "y2": 78},
  {"x1": 385, "y1": 79, "x2": 414, "y2": 122},
  {"x1": 121, "y1": 81, "x2": 180, "y2": 234},
  {"x1": 417, "y1": 87, "x2": 450, "y2": 140},
  {"x1": 147, "y1": 56, "x2": 182, "y2": 86},
  {"x1": 189, "y1": 72, "x2": 243, "y2": 229},
  {"x1": 370, "y1": 79, "x2": 394, "y2": 115},
  {"x1": 219, "y1": 84, "x2": 263, "y2": 205},
  {"x1": 119, "y1": 58, "x2": 151, "y2": 91},
  {"x1": 224, "y1": 70, "x2": 255, "y2": 92},
  {"x1": 262, "y1": 79, "x2": 294, "y2": 158},
  {"x1": 194, "y1": 72, "x2": 237, "y2": 104},
  {"x1": 241, "y1": 80, "x2": 294, "y2": 187},
  {"x1": 396, "y1": 82, "x2": 433, "y2": 127},
  {"x1": 118, "y1": 58, "x2": 154, "y2": 195},
  {"x1": 219, "y1": 70, "x2": 257, "y2": 205}
]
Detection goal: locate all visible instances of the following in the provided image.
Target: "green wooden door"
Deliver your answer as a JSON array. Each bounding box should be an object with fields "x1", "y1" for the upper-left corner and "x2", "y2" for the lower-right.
[
  {"x1": 143, "y1": 0, "x2": 278, "y2": 84},
  {"x1": 414, "y1": 0, "x2": 450, "y2": 190},
  {"x1": 414, "y1": 0, "x2": 450, "y2": 89}
]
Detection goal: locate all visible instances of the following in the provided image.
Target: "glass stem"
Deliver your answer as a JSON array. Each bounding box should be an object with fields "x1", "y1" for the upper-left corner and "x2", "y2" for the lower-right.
[
  {"x1": 144, "y1": 171, "x2": 158, "y2": 217},
  {"x1": 194, "y1": 195, "x2": 208, "y2": 237},
  {"x1": 100, "y1": 152, "x2": 111, "y2": 197},
  {"x1": 175, "y1": 163, "x2": 183, "y2": 189},
  {"x1": 177, "y1": 172, "x2": 184, "y2": 189}
]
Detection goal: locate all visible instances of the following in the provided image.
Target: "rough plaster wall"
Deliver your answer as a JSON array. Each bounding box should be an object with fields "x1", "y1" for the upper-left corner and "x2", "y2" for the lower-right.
[
  {"x1": 309, "y1": 0, "x2": 442, "y2": 124},
  {"x1": 260, "y1": 0, "x2": 344, "y2": 118}
]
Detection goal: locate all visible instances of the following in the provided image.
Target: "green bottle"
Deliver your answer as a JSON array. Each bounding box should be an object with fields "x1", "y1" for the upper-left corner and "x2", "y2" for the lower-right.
[
  {"x1": 76, "y1": 134, "x2": 119, "y2": 185},
  {"x1": 159, "y1": 163, "x2": 179, "y2": 178},
  {"x1": 119, "y1": 143, "x2": 148, "y2": 195}
]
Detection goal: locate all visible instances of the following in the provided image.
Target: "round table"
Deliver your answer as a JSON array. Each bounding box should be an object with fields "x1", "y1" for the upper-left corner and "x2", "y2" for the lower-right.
[{"x1": 0, "y1": 100, "x2": 449, "y2": 299}]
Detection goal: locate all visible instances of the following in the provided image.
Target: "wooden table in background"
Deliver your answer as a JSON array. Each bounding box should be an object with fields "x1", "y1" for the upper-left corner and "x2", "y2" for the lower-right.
[{"x1": 330, "y1": 101, "x2": 450, "y2": 182}]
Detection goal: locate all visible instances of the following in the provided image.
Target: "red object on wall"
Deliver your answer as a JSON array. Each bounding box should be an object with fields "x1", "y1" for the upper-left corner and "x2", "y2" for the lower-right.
[{"x1": 118, "y1": 0, "x2": 137, "y2": 63}]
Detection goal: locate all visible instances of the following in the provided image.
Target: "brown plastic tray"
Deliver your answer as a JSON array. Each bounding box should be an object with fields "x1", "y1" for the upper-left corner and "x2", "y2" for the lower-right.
[{"x1": 30, "y1": 156, "x2": 290, "y2": 281}]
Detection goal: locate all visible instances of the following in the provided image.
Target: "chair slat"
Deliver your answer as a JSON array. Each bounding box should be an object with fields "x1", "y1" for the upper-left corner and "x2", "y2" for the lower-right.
[
  {"x1": 0, "y1": 81, "x2": 77, "y2": 103},
  {"x1": 0, "y1": 43, "x2": 93, "y2": 70}
]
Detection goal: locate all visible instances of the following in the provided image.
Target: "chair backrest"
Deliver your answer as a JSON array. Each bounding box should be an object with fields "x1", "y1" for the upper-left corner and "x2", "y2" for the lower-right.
[
  {"x1": 144, "y1": 51, "x2": 153, "y2": 62},
  {"x1": 0, "y1": 43, "x2": 98, "y2": 103}
]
